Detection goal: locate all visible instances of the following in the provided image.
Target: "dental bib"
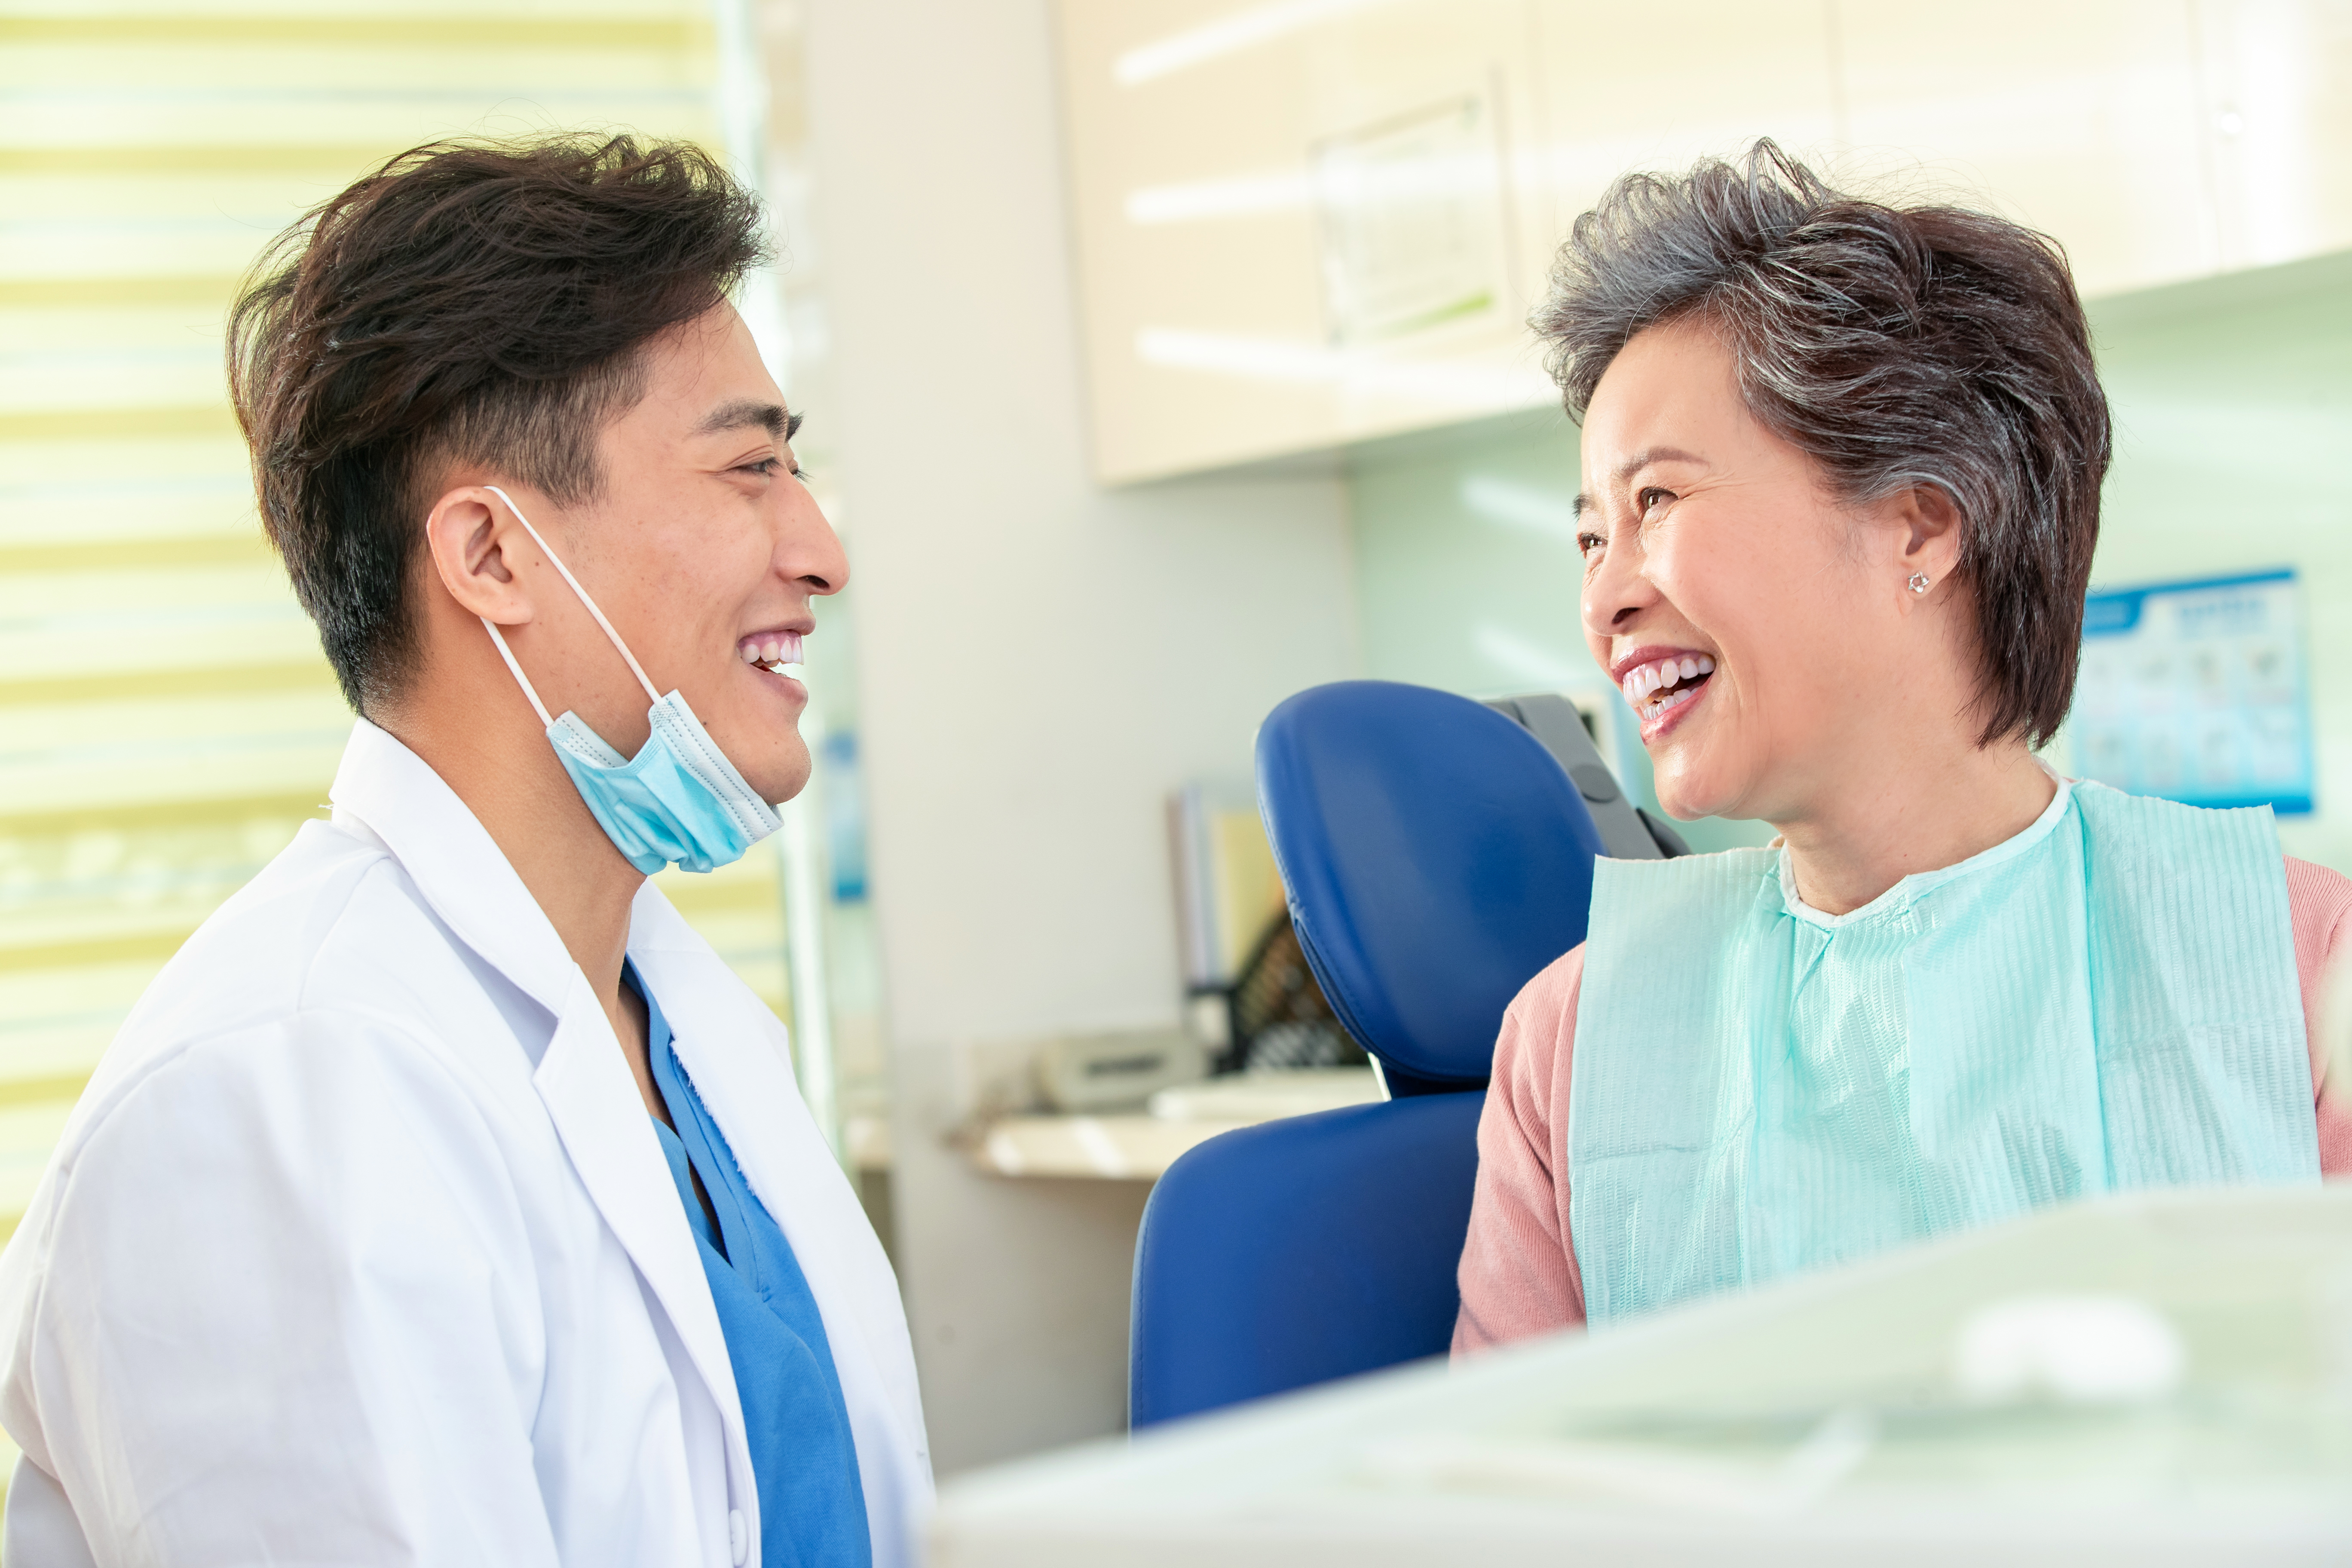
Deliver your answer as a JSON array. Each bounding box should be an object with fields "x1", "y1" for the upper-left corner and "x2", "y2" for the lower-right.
[
  {"x1": 1568, "y1": 779, "x2": 2318, "y2": 1326},
  {"x1": 479, "y1": 485, "x2": 782, "y2": 876}
]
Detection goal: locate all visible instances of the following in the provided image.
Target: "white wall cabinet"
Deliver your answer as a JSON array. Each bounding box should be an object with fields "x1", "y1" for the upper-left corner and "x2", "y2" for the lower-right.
[
  {"x1": 1532, "y1": 0, "x2": 1840, "y2": 220},
  {"x1": 1056, "y1": 0, "x2": 1557, "y2": 484},
  {"x1": 1833, "y1": 0, "x2": 2217, "y2": 298},
  {"x1": 2193, "y1": 0, "x2": 2352, "y2": 272},
  {"x1": 1054, "y1": 0, "x2": 2352, "y2": 484}
]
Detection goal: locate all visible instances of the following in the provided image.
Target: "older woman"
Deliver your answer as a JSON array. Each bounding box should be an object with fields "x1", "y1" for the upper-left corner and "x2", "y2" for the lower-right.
[{"x1": 1455, "y1": 142, "x2": 2352, "y2": 1347}]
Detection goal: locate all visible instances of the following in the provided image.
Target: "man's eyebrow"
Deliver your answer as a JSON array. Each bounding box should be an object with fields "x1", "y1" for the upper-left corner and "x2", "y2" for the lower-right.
[
  {"x1": 1573, "y1": 446, "x2": 1707, "y2": 518},
  {"x1": 690, "y1": 398, "x2": 791, "y2": 439}
]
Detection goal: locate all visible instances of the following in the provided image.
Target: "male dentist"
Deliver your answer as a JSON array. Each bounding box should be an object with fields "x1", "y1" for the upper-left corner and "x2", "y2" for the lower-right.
[{"x1": 0, "y1": 135, "x2": 928, "y2": 1566}]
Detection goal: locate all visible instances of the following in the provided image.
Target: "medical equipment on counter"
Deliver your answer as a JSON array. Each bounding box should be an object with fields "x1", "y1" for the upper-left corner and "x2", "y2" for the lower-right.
[
  {"x1": 1034, "y1": 1029, "x2": 1208, "y2": 1114},
  {"x1": 942, "y1": 1183, "x2": 2352, "y2": 1567}
]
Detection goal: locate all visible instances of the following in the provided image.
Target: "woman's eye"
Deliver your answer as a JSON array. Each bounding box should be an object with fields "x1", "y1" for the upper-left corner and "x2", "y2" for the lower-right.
[
  {"x1": 1637, "y1": 486, "x2": 1673, "y2": 514},
  {"x1": 1576, "y1": 531, "x2": 1605, "y2": 559}
]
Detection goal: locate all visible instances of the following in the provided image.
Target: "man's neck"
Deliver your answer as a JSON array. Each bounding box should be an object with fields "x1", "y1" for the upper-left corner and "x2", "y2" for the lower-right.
[{"x1": 373, "y1": 692, "x2": 648, "y2": 1055}]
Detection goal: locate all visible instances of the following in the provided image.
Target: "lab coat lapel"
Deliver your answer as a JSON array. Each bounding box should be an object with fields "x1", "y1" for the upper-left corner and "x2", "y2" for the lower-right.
[
  {"x1": 628, "y1": 888, "x2": 931, "y2": 1499},
  {"x1": 326, "y1": 720, "x2": 751, "y2": 1480},
  {"x1": 529, "y1": 969, "x2": 747, "y2": 1458}
]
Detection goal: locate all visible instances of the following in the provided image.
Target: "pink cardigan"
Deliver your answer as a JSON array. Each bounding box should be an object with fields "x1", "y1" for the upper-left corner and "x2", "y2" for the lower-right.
[{"x1": 1453, "y1": 857, "x2": 2352, "y2": 1355}]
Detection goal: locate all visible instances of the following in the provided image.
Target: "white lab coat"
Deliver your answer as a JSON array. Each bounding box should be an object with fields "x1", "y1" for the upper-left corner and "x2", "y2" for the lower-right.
[{"x1": 0, "y1": 718, "x2": 931, "y2": 1567}]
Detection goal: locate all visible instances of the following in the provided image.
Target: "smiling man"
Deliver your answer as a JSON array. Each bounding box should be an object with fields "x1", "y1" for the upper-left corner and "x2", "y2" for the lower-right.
[{"x1": 0, "y1": 138, "x2": 927, "y2": 1566}]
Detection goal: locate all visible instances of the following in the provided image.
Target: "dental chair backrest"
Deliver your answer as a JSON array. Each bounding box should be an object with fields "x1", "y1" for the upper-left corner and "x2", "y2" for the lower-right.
[{"x1": 1131, "y1": 681, "x2": 1613, "y2": 1428}]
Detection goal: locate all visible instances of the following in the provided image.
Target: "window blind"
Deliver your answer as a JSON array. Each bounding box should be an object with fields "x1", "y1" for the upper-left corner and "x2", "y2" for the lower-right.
[{"x1": 0, "y1": 2, "x2": 797, "y2": 1268}]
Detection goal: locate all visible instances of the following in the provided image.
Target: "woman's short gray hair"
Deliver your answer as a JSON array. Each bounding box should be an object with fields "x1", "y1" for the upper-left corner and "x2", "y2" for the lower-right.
[{"x1": 1537, "y1": 140, "x2": 2110, "y2": 748}]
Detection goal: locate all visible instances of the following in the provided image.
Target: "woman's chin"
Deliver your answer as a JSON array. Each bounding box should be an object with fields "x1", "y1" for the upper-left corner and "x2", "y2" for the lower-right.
[{"x1": 1650, "y1": 760, "x2": 1742, "y2": 824}]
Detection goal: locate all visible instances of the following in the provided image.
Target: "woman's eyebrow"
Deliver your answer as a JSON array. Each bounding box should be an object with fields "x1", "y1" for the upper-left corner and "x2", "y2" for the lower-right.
[
  {"x1": 1573, "y1": 445, "x2": 1708, "y2": 517},
  {"x1": 1613, "y1": 444, "x2": 1705, "y2": 483}
]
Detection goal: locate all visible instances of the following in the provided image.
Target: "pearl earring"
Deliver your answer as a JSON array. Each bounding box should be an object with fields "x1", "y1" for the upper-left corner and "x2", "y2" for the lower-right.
[{"x1": 1908, "y1": 572, "x2": 1932, "y2": 595}]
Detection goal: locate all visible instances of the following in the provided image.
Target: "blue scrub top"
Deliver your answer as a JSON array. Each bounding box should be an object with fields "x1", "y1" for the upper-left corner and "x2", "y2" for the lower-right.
[{"x1": 629, "y1": 966, "x2": 871, "y2": 1568}]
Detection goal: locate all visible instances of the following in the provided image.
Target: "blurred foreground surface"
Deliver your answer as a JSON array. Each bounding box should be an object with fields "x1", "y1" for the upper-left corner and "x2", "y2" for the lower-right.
[{"x1": 931, "y1": 1185, "x2": 2352, "y2": 1566}]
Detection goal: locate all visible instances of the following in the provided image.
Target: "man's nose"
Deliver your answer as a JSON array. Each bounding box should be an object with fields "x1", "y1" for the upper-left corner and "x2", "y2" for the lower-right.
[{"x1": 783, "y1": 496, "x2": 849, "y2": 597}]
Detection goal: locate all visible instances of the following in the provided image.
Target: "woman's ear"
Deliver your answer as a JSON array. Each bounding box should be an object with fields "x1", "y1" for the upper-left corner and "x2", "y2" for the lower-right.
[
  {"x1": 1895, "y1": 482, "x2": 1965, "y2": 592},
  {"x1": 423, "y1": 485, "x2": 535, "y2": 625}
]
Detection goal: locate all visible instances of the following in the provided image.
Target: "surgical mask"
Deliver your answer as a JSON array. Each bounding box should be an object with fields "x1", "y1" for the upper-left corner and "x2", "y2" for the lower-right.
[{"x1": 478, "y1": 484, "x2": 782, "y2": 876}]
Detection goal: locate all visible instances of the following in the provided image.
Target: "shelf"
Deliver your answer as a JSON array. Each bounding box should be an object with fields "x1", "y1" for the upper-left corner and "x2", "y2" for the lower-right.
[{"x1": 969, "y1": 1068, "x2": 1384, "y2": 1181}]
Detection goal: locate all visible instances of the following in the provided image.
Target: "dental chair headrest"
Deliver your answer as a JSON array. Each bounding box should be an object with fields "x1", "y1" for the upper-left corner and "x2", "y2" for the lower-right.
[{"x1": 1255, "y1": 680, "x2": 1606, "y2": 1088}]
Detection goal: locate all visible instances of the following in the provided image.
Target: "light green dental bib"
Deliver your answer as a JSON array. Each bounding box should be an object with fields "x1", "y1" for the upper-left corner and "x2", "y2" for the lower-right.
[{"x1": 1568, "y1": 779, "x2": 2319, "y2": 1326}]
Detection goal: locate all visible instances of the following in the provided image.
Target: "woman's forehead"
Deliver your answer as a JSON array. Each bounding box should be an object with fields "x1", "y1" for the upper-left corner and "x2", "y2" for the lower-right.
[{"x1": 1580, "y1": 325, "x2": 1761, "y2": 486}]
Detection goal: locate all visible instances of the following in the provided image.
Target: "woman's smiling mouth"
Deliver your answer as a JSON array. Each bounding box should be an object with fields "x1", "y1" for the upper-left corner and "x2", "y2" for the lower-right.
[{"x1": 1616, "y1": 649, "x2": 1716, "y2": 739}]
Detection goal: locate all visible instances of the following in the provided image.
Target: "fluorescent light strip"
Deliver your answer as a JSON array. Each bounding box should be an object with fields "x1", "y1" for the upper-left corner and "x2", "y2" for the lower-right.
[
  {"x1": 1114, "y1": 0, "x2": 1401, "y2": 87},
  {"x1": 1125, "y1": 153, "x2": 1500, "y2": 226},
  {"x1": 1135, "y1": 327, "x2": 1553, "y2": 408},
  {"x1": 1459, "y1": 476, "x2": 1577, "y2": 542}
]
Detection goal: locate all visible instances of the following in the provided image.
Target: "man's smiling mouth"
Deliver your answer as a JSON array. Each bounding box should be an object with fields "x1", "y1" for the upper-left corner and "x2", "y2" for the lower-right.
[{"x1": 737, "y1": 630, "x2": 804, "y2": 672}]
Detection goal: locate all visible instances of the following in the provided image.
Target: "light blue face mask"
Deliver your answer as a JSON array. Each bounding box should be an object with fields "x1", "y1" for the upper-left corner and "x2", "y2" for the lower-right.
[{"x1": 478, "y1": 484, "x2": 782, "y2": 876}]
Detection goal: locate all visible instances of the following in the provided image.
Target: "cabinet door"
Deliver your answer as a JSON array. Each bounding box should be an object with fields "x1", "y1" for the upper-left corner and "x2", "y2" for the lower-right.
[
  {"x1": 1832, "y1": 0, "x2": 2214, "y2": 298},
  {"x1": 1531, "y1": 0, "x2": 1840, "y2": 228},
  {"x1": 1056, "y1": 0, "x2": 1557, "y2": 484},
  {"x1": 2194, "y1": 0, "x2": 2352, "y2": 272}
]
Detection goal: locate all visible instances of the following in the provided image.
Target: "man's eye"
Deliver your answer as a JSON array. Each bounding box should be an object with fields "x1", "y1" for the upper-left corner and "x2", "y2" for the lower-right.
[
  {"x1": 739, "y1": 457, "x2": 781, "y2": 477},
  {"x1": 1576, "y1": 531, "x2": 1605, "y2": 558},
  {"x1": 1637, "y1": 486, "x2": 1673, "y2": 514}
]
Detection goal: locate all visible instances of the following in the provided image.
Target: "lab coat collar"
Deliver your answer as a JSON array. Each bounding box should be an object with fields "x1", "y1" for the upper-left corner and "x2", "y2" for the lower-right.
[
  {"x1": 326, "y1": 716, "x2": 583, "y2": 1023},
  {"x1": 327, "y1": 720, "x2": 760, "y2": 1533}
]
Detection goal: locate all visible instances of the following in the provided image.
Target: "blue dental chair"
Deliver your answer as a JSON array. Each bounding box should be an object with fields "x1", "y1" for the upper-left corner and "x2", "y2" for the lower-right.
[{"x1": 1129, "y1": 681, "x2": 1641, "y2": 1429}]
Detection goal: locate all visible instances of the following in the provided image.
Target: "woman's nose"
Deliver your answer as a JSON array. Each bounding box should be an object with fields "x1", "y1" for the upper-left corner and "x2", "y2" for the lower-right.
[{"x1": 1580, "y1": 533, "x2": 1656, "y2": 637}]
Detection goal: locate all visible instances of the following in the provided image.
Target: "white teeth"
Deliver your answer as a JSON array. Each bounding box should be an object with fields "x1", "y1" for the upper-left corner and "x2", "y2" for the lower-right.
[
  {"x1": 739, "y1": 631, "x2": 811, "y2": 670},
  {"x1": 1621, "y1": 654, "x2": 1715, "y2": 714}
]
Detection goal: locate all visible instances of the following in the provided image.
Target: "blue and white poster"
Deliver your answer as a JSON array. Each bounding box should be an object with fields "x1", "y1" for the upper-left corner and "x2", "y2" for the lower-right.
[{"x1": 2072, "y1": 569, "x2": 2313, "y2": 815}]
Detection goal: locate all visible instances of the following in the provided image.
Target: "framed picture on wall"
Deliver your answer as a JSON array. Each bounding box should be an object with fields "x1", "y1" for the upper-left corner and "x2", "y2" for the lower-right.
[{"x1": 2072, "y1": 569, "x2": 2314, "y2": 815}]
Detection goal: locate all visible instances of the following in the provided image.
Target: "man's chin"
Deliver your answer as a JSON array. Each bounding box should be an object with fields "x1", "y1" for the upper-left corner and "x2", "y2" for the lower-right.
[{"x1": 750, "y1": 751, "x2": 814, "y2": 810}]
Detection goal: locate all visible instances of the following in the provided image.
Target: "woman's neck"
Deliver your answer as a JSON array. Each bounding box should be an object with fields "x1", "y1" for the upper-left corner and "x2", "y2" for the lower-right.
[{"x1": 1773, "y1": 737, "x2": 2056, "y2": 916}]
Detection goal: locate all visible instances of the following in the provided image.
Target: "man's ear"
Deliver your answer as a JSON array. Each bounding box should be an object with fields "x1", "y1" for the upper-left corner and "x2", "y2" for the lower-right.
[{"x1": 423, "y1": 485, "x2": 536, "y2": 625}]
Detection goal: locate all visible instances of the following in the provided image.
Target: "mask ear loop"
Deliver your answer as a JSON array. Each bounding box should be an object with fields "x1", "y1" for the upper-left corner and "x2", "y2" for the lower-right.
[
  {"x1": 482, "y1": 483, "x2": 664, "y2": 706},
  {"x1": 482, "y1": 619, "x2": 557, "y2": 728}
]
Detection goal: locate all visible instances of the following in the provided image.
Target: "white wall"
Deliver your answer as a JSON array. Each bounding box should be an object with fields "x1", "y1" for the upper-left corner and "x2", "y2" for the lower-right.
[{"x1": 797, "y1": 0, "x2": 1363, "y2": 1474}]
